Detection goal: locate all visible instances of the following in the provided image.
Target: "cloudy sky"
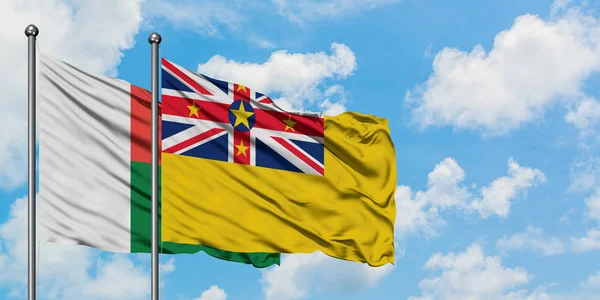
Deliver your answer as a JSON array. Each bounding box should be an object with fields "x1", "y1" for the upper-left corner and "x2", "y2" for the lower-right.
[{"x1": 1, "y1": 0, "x2": 600, "y2": 299}]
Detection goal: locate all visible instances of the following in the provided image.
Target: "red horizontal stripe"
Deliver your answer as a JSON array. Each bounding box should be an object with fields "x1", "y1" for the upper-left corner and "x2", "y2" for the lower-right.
[
  {"x1": 162, "y1": 58, "x2": 214, "y2": 96},
  {"x1": 163, "y1": 128, "x2": 225, "y2": 154},
  {"x1": 254, "y1": 109, "x2": 324, "y2": 137},
  {"x1": 272, "y1": 136, "x2": 324, "y2": 175},
  {"x1": 162, "y1": 94, "x2": 324, "y2": 138},
  {"x1": 162, "y1": 95, "x2": 230, "y2": 123}
]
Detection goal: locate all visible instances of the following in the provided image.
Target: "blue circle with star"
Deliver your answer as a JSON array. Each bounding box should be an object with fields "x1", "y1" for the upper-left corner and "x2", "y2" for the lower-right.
[{"x1": 228, "y1": 100, "x2": 256, "y2": 132}]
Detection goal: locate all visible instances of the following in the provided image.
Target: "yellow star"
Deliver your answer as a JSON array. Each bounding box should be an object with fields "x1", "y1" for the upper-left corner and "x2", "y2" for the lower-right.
[
  {"x1": 235, "y1": 141, "x2": 249, "y2": 156},
  {"x1": 187, "y1": 101, "x2": 201, "y2": 118},
  {"x1": 230, "y1": 102, "x2": 254, "y2": 129},
  {"x1": 236, "y1": 84, "x2": 247, "y2": 92},
  {"x1": 283, "y1": 115, "x2": 296, "y2": 132}
]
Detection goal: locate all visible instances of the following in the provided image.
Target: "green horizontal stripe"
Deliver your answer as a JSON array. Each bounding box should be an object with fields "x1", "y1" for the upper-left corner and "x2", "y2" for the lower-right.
[{"x1": 130, "y1": 161, "x2": 280, "y2": 268}]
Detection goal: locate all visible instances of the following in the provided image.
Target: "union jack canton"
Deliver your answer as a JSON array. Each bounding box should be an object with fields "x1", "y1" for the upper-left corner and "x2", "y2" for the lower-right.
[{"x1": 161, "y1": 58, "x2": 325, "y2": 176}]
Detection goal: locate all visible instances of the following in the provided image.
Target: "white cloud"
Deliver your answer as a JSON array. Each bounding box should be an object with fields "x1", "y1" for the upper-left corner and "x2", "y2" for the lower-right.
[
  {"x1": 504, "y1": 290, "x2": 552, "y2": 300},
  {"x1": 272, "y1": 0, "x2": 401, "y2": 25},
  {"x1": 406, "y1": 4, "x2": 600, "y2": 135},
  {"x1": 422, "y1": 157, "x2": 471, "y2": 208},
  {"x1": 248, "y1": 35, "x2": 278, "y2": 49},
  {"x1": 146, "y1": 0, "x2": 402, "y2": 35},
  {"x1": 394, "y1": 184, "x2": 445, "y2": 239},
  {"x1": 0, "y1": 196, "x2": 172, "y2": 299},
  {"x1": 0, "y1": 197, "x2": 91, "y2": 289},
  {"x1": 569, "y1": 185, "x2": 600, "y2": 253},
  {"x1": 469, "y1": 158, "x2": 546, "y2": 218},
  {"x1": 144, "y1": 0, "x2": 403, "y2": 47},
  {"x1": 194, "y1": 285, "x2": 228, "y2": 300},
  {"x1": 317, "y1": 85, "x2": 348, "y2": 116},
  {"x1": 65, "y1": 255, "x2": 150, "y2": 300},
  {"x1": 260, "y1": 251, "x2": 394, "y2": 300},
  {"x1": 197, "y1": 43, "x2": 357, "y2": 113},
  {"x1": 550, "y1": 0, "x2": 574, "y2": 17},
  {"x1": 571, "y1": 228, "x2": 600, "y2": 253},
  {"x1": 318, "y1": 99, "x2": 347, "y2": 116},
  {"x1": 160, "y1": 257, "x2": 176, "y2": 274},
  {"x1": 585, "y1": 188, "x2": 600, "y2": 222},
  {"x1": 511, "y1": 271, "x2": 600, "y2": 300},
  {"x1": 521, "y1": 271, "x2": 600, "y2": 300},
  {"x1": 409, "y1": 244, "x2": 533, "y2": 300},
  {"x1": 496, "y1": 226, "x2": 566, "y2": 256},
  {"x1": 0, "y1": 0, "x2": 144, "y2": 188},
  {"x1": 396, "y1": 157, "x2": 545, "y2": 238},
  {"x1": 424, "y1": 44, "x2": 434, "y2": 58},
  {"x1": 565, "y1": 97, "x2": 600, "y2": 136},
  {"x1": 581, "y1": 270, "x2": 600, "y2": 290},
  {"x1": 569, "y1": 157, "x2": 600, "y2": 192},
  {"x1": 143, "y1": 0, "x2": 243, "y2": 37},
  {"x1": 394, "y1": 157, "x2": 468, "y2": 238}
]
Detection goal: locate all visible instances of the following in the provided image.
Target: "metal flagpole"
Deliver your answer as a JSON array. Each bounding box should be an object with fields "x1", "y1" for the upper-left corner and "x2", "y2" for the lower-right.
[
  {"x1": 25, "y1": 24, "x2": 39, "y2": 300},
  {"x1": 148, "y1": 32, "x2": 162, "y2": 300}
]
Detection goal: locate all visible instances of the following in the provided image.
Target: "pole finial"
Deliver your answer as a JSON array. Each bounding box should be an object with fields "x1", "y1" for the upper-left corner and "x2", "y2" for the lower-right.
[
  {"x1": 148, "y1": 32, "x2": 162, "y2": 44},
  {"x1": 24, "y1": 24, "x2": 39, "y2": 37}
]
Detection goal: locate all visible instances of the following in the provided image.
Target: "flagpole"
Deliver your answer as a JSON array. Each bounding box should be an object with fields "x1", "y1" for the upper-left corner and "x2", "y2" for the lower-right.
[
  {"x1": 149, "y1": 32, "x2": 162, "y2": 300},
  {"x1": 25, "y1": 24, "x2": 39, "y2": 300}
]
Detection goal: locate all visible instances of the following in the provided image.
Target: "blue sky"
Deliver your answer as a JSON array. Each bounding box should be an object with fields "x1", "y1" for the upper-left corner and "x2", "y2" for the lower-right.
[{"x1": 1, "y1": 0, "x2": 600, "y2": 299}]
